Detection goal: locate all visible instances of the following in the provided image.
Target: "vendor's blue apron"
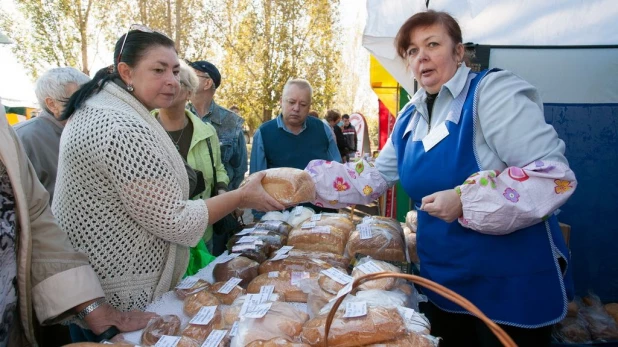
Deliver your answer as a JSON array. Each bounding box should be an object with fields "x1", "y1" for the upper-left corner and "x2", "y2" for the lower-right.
[{"x1": 392, "y1": 69, "x2": 574, "y2": 328}]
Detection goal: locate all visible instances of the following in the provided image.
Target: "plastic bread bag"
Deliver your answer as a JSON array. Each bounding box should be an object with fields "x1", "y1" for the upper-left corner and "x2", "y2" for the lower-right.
[
  {"x1": 210, "y1": 281, "x2": 247, "y2": 305},
  {"x1": 142, "y1": 335, "x2": 201, "y2": 347},
  {"x1": 261, "y1": 211, "x2": 289, "y2": 222},
  {"x1": 405, "y1": 210, "x2": 418, "y2": 232},
  {"x1": 347, "y1": 223, "x2": 406, "y2": 262},
  {"x1": 310, "y1": 213, "x2": 355, "y2": 237},
  {"x1": 222, "y1": 293, "x2": 284, "y2": 327},
  {"x1": 606, "y1": 303, "x2": 618, "y2": 324},
  {"x1": 362, "y1": 216, "x2": 404, "y2": 234},
  {"x1": 228, "y1": 232, "x2": 288, "y2": 257},
  {"x1": 403, "y1": 226, "x2": 420, "y2": 264},
  {"x1": 247, "y1": 271, "x2": 318, "y2": 302},
  {"x1": 140, "y1": 314, "x2": 182, "y2": 346},
  {"x1": 318, "y1": 290, "x2": 410, "y2": 317},
  {"x1": 299, "y1": 277, "x2": 335, "y2": 319},
  {"x1": 351, "y1": 257, "x2": 402, "y2": 291},
  {"x1": 175, "y1": 277, "x2": 212, "y2": 300},
  {"x1": 245, "y1": 337, "x2": 311, "y2": 347},
  {"x1": 230, "y1": 301, "x2": 310, "y2": 347},
  {"x1": 242, "y1": 168, "x2": 316, "y2": 206},
  {"x1": 227, "y1": 241, "x2": 269, "y2": 263},
  {"x1": 286, "y1": 206, "x2": 315, "y2": 228},
  {"x1": 552, "y1": 314, "x2": 592, "y2": 343},
  {"x1": 363, "y1": 332, "x2": 439, "y2": 347},
  {"x1": 183, "y1": 289, "x2": 222, "y2": 317},
  {"x1": 253, "y1": 220, "x2": 293, "y2": 236},
  {"x1": 260, "y1": 256, "x2": 342, "y2": 275},
  {"x1": 180, "y1": 306, "x2": 225, "y2": 344},
  {"x1": 300, "y1": 304, "x2": 407, "y2": 347},
  {"x1": 580, "y1": 293, "x2": 618, "y2": 340},
  {"x1": 285, "y1": 249, "x2": 350, "y2": 270},
  {"x1": 213, "y1": 256, "x2": 259, "y2": 288},
  {"x1": 287, "y1": 225, "x2": 348, "y2": 255}
]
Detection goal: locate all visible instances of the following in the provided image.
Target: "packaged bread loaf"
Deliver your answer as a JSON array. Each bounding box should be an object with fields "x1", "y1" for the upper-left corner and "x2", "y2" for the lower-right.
[
  {"x1": 581, "y1": 294, "x2": 618, "y2": 340},
  {"x1": 403, "y1": 226, "x2": 419, "y2": 264},
  {"x1": 312, "y1": 214, "x2": 355, "y2": 237},
  {"x1": 317, "y1": 267, "x2": 352, "y2": 295},
  {"x1": 286, "y1": 250, "x2": 350, "y2": 269},
  {"x1": 140, "y1": 315, "x2": 181, "y2": 346},
  {"x1": 181, "y1": 308, "x2": 225, "y2": 344},
  {"x1": 261, "y1": 211, "x2": 288, "y2": 222},
  {"x1": 286, "y1": 207, "x2": 315, "y2": 227},
  {"x1": 211, "y1": 281, "x2": 246, "y2": 305},
  {"x1": 288, "y1": 225, "x2": 347, "y2": 255},
  {"x1": 228, "y1": 232, "x2": 287, "y2": 257},
  {"x1": 222, "y1": 293, "x2": 283, "y2": 327},
  {"x1": 253, "y1": 220, "x2": 293, "y2": 236},
  {"x1": 364, "y1": 332, "x2": 438, "y2": 347},
  {"x1": 351, "y1": 258, "x2": 402, "y2": 291},
  {"x1": 143, "y1": 336, "x2": 201, "y2": 347},
  {"x1": 405, "y1": 210, "x2": 418, "y2": 233},
  {"x1": 300, "y1": 306, "x2": 407, "y2": 347},
  {"x1": 245, "y1": 337, "x2": 311, "y2": 347},
  {"x1": 552, "y1": 316, "x2": 591, "y2": 343},
  {"x1": 231, "y1": 301, "x2": 309, "y2": 347},
  {"x1": 175, "y1": 278, "x2": 212, "y2": 300},
  {"x1": 347, "y1": 223, "x2": 406, "y2": 262},
  {"x1": 214, "y1": 256, "x2": 259, "y2": 288},
  {"x1": 184, "y1": 290, "x2": 221, "y2": 317},
  {"x1": 228, "y1": 243, "x2": 269, "y2": 263},
  {"x1": 247, "y1": 271, "x2": 318, "y2": 302},
  {"x1": 605, "y1": 303, "x2": 618, "y2": 324},
  {"x1": 363, "y1": 216, "x2": 404, "y2": 234},
  {"x1": 259, "y1": 256, "x2": 344, "y2": 275},
  {"x1": 243, "y1": 168, "x2": 315, "y2": 206}
]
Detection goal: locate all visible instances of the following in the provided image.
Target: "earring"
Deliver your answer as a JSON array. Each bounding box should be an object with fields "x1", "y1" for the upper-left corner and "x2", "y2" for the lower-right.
[
  {"x1": 127, "y1": 84, "x2": 134, "y2": 92},
  {"x1": 457, "y1": 61, "x2": 463, "y2": 67}
]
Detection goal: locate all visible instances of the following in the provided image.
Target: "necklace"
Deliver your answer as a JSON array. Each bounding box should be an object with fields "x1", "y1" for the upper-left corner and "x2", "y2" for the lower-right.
[{"x1": 157, "y1": 115, "x2": 188, "y2": 151}]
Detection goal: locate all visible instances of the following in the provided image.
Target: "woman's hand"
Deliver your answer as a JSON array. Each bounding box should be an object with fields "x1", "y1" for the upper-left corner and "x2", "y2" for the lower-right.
[
  {"x1": 237, "y1": 171, "x2": 285, "y2": 212},
  {"x1": 82, "y1": 302, "x2": 158, "y2": 335},
  {"x1": 420, "y1": 189, "x2": 462, "y2": 223}
]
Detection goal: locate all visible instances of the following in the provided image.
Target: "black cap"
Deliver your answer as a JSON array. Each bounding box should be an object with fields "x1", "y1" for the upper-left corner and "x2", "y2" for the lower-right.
[{"x1": 189, "y1": 60, "x2": 221, "y2": 88}]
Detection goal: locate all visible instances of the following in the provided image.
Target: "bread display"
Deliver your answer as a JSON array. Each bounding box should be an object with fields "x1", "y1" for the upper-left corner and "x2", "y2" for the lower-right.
[
  {"x1": 247, "y1": 271, "x2": 318, "y2": 302},
  {"x1": 210, "y1": 281, "x2": 246, "y2": 305},
  {"x1": 183, "y1": 290, "x2": 221, "y2": 317},
  {"x1": 351, "y1": 259, "x2": 401, "y2": 291},
  {"x1": 175, "y1": 279, "x2": 212, "y2": 300},
  {"x1": 181, "y1": 310, "x2": 225, "y2": 344},
  {"x1": 140, "y1": 315, "x2": 181, "y2": 346},
  {"x1": 300, "y1": 306, "x2": 407, "y2": 347},
  {"x1": 347, "y1": 223, "x2": 406, "y2": 262},
  {"x1": 213, "y1": 256, "x2": 259, "y2": 288},
  {"x1": 288, "y1": 225, "x2": 348, "y2": 255},
  {"x1": 246, "y1": 168, "x2": 315, "y2": 206},
  {"x1": 245, "y1": 337, "x2": 311, "y2": 347}
]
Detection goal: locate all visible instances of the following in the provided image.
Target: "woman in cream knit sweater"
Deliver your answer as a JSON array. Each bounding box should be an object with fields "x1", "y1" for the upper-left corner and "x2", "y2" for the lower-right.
[{"x1": 53, "y1": 28, "x2": 283, "y2": 313}]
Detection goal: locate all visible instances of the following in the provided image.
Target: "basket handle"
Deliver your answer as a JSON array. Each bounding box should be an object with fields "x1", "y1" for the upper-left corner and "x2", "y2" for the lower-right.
[{"x1": 323, "y1": 272, "x2": 517, "y2": 347}]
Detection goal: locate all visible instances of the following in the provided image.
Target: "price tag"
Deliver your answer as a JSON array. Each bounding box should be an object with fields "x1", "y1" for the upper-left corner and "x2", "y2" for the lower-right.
[
  {"x1": 218, "y1": 253, "x2": 241, "y2": 264},
  {"x1": 269, "y1": 253, "x2": 289, "y2": 261},
  {"x1": 217, "y1": 278, "x2": 242, "y2": 294},
  {"x1": 309, "y1": 226, "x2": 331, "y2": 234},
  {"x1": 243, "y1": 302, "x2": 272, "y2": 318},
  {"x1": 293, "y1": 206, "x2": 304, "y2": 216},
  {"x1": 252, "y1": 229, "x2": 270, "y2": 235},
  {"x1": 397, "y1": 307, "x2": 430, "y2": 333},
  {"x1": 291, "y1": 271, "x2": 310, "y2": 286},
  {"x1": 256, "y1": 221, "x2": 282, "y2": 228},
  {"x1": 154, "y1": 336, "x2": 181, "y2": 347},
  {"x1": 311, "y1": 214, "x2": 322, "y2": 221},
  {"x1": 201, "y1": 330, "x2": 228, "y2": 347},
  {"x1": 358, "y1": 224, "x2": 372, "y2": 239},
  {"x1": 321, "y1": 268, "x2": 353, "y2": 285},
  {"x1": 336, "y1": 281, "x2": 353, "y2": 300},
  {"x1": 239, "y1": 294, "x2": 262, "y2": 316},
  {"x1": 258, "y1": 285, "x2": 275, "y2": 304},
  {"x1": 237, "y1": 236, "x2": 258, "y2": 243},
  {"x1": 236, "y1": 228, "x2": 255, "y2": 236},
  {"x1": 276, "y1": 246, "x2": 294, "y2": 254},
  {"x1": 356, "y1": 261, "x2": 383, "y2": 274},
  {"x1": 232, "y1": 243, "x2": 255, "y2": 252},
  {"x1": 189, "y1": 306, "x2": 217, "y2": 325},
  {"x1": 268, "y1": 271, "x2": 279, "y2": 278},
  {"x1": 229, "y1": 321, "x2": 239, "y2": 337},
  {"x1": 175, "y1": 276, "x2": 199, "y2": 289},
  {"x1": 301, "y1": 222, "x2": 317, "y2": 229},
  {"x1": 343, "y1": 301, "x2": 367, "y2": 318}
]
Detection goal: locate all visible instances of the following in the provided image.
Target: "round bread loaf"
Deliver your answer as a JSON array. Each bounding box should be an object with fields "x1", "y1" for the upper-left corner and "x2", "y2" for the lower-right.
[
  {"x1": 183, "y1": 290, "x2": 221, "y2": 317},
  {"x1": 213, "y1": 256, "x2": 259, "y2": 288},
  {"x1": 210, "y1": 281, "x2": 246, "y2": 305},
  {"x1": 140, "y1": 315, "x2": 181, "y2": 346}
]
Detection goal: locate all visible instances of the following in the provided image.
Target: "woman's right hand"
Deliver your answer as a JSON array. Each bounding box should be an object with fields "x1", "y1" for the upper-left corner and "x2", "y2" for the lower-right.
[{"x1": 237, "y1": 171, "x2": 285, "y2": 211}]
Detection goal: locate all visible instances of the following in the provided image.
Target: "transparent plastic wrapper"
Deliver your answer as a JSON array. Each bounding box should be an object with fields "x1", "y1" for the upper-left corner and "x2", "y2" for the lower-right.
[
  {"x1": 140, "y1": 314, "x2": 182, "y2": 346},
  {"x1": 228, "y1": 232, "x2": 287, "y2": 258},
  {"x1": 181, "y1": 309, "x2": 225, "y2": 344},
  {"x1": 262, "y1": 211, "x2": 289, "y2": 222},
  {"x1": 552, "y1": 314, "x2": 592, "y2": 343},
  {"x1": 184, "y1": 290, "x2": 221, "y2": 317},
  {"x1": 230, "y1": 301, "x2": 310, "y2": 347},
  {"x1": 581, "y1": 293, "x2": 618, "y2": 340},
  {"x1": 300, "y1": 277, "x2": 335, "y2": 318},
  {"x1": 260, "y1": 256, "x2": 345, "y2": 276},
  {"x1": 245, "y1": 337, "x2": 311, "y2": 347},
  {"x1": 347, "y1": 223, "x2": 406, "y2": 262},
  {"x1": 211, "y1": 281, "x2": 246, "y2": 305},
  {"x1": 351, "y1": 257, "x2": 402, "y2": 291},
  {"x1": 222, "y1": 293, "x2": 283, "y2": 327},
  {"x1": 606, "y1": 303, "x2": 618, "y2": 324},
  {"x1": 364, "y1": 332, "x2": 439, "y2": 347},
  {"x1": 288, "y1": 225, "x2": 348, "y2": 255},
  {"x1": 363, "y1": 216, "x2": 404, "y2": 235},
  {"x1": 405, "y1": 210, "x2": 418, "y2": 233},
  {"x1": 300, "y1": 305, "x2": 407, "y2": 347},
  {"x1": 312, "y1": 215, "x2": 355, "y2": 237},
  {"x1": 317, "y1": 290, "x2": 412, "y2": 317},
  {"x1": 175, "y1": 278, "x2": 212, "y2": 300},
  {"x1": 286, "y1": 250, "x2": 350, "y2": 269},
  {"x1": 247, "y1": 271, "x2": 318, "y2": 302},
  {"x1": 243, "y1": 168, "x2": 315, "y2": 206},
  {"x1": 403, "y1": 226, "x2": 420, "y2": 264},
  {"x1": 213, "y1": 256, "x2": 259, "y2": 288},
  {"x1": 253, "y1": 220, "x2": 294, "y2": 236},
  {"x1": 143, "y1": 336, "x2": 201, "y2": 347},
  {"x1": 286, "y1": 207, "x2": 315, "y2": 228},
  {"x1": 228, "y1": 243, "x2": 269, "y2": 263}
]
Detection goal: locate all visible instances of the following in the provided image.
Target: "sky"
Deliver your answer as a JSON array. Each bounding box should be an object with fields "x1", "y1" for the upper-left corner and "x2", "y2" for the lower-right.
[{"x1": 0, "y1": 0, "x2": 370, "y2": 108}]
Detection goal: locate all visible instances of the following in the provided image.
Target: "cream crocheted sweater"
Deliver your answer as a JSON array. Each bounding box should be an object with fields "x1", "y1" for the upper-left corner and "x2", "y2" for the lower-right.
[{"x1": 52, "y1": 82, "x2": 208, "y2": 311}]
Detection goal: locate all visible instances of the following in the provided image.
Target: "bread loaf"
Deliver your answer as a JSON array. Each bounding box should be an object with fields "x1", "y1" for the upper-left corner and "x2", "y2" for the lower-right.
[
  {"x1": 606, "y1": 303, "x2": 618, "y2": 324},
  {"x1": 554, "y1": 316, "x2": 591, "y2": 343},
  {"x1": 259, "y1": 256, "x2": 344, "y2": 275},
  {"x1": 175, "y1": 279, "x2": 212, "y2": 300},
  {"x1": 228, "y1": 232, "x2": 288, "y2": 257},
  {"x1": 245, "y1": 337, "x2": 311, "y2": 347},
  {"x1": 232, "y1": 301, "x2": 309, "y2": 346},
  {"x1": 286, "y1": 207, "x2": 315, "y2": 227},
  {"x1": 213, "y1": 256, "x2": 259, "y2": 288},
  {"x1": 364, "y1": 216, "x2": 404, "y2": 234},
  {"x1": 141, "y1": 315, "x2": 181, "y2": 346},
  {"x1": 351, "y1": 259, "x2": 401, "y2": 291},
  {"x1": 286, "y1": 250, "x2": 350, "y2": 269},
  {"x1": 253, "y1": 220, "x2": 293, "y2": 236},
  {"x1": 405, "y1": 210, "x2": 418, "y2": 233},
  {"x1": 247, "y1": 271, "x2": 318, "y2": 302},
  {"x1": 288, "y1": 226, "x2": 347, "y2": 255},
  {"x1": 347, "y1": 223, "x2": 406, "y2": 262},
  {"x1": 210, "y1": 281, "x2": 246, "y2": 305},
  {"x1": 317, "y1": 271, "x2": 348, "y2": 295},
  {"x1": 313, "y1": 215, "x2": 355, "y2": 237},
  {"x1": 183, "y1": 290, "x2": 221, "y2": 317},
  {"x1": 181, "y1": 310, "x2": 225, "y2": 344},
  {"x1": 222, "y1": 293, "x2": 284, "y2": 327},
  {"x1": 255, "y1": 168, "x2": 316, "y2": 206},
  {"x1": 300, "y1": 306, "x2": 406, "y2": 347}
]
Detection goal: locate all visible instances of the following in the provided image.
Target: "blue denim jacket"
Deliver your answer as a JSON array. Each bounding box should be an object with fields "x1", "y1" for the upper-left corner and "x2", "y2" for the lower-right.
[{"x1": 188, "y1": 101, "x2": 247, "y2": 190}]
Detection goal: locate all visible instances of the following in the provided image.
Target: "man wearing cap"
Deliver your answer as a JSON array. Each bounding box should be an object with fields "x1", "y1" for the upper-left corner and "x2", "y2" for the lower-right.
[{"x1": 188, "y1": 61, "x2": 247, "y2": 191}]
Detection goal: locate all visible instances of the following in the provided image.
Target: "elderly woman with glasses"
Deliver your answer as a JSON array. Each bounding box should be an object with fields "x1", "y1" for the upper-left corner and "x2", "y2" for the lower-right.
[{"x1": 53, "y1": 27, "x2": 284, "y2": 341}]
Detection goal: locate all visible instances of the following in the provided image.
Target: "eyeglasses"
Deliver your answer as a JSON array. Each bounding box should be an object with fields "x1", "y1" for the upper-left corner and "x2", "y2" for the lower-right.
[
  {"x1": 284, "y1": 98, "x2": 310, "y2": 108},
  {"x1": 117, "y1": 24, "x2": 170, "y2": 65}
]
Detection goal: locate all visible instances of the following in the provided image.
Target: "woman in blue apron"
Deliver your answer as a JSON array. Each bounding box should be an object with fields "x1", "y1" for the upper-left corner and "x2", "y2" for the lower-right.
[{"x1": 306, "y1": 10, "x2": 576, "y2": 346}]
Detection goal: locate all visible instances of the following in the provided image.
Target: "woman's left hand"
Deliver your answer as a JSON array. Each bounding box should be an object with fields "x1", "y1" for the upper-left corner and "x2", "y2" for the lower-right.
[{"x1": 420, "y1": 189, "x2": 462, "y2": 223}]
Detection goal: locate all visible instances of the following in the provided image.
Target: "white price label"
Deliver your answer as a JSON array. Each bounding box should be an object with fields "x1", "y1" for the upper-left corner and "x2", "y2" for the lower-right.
[
  {"x1": 217, "y1": 277, "x2": 242, "y2": 294},
  {"x1": 291, "y1": 271, "x2": 310, "y2": 286},
  {"x1": 362, "y1": 216, "x2": 372, "y2": 223},
  {"x1": 397, "y1": 307, "x2": 430, "y2": 333},
  {"x1": 343, "y1": 301, "x2": 367, "y2": 318},
  {"x1": 321, "y1": 268, "x2": 353, "y2": 285},
  {"x1": 268, "y1": 271, "x2": 279, "y2": 278},
  {"x1": 154, "y1": 336, "x2": 181, "y2": 347},
  {"x1": 252, "y1": 229, "x2": 270, "y2": 235},
  {"x1": 358, "y1": 224, "x2": 372, "y2": 240},
  {"x1": 201, "y1": 329, "x2": 228, "y2": 347},
  {"x1": 356, "y1": 261, "x2": 383, "y2": 274},
  {"x1": 270, "y1": 253, "x2": 289, "y2": 261},
  {"x1": 309, "y1": 226, "x2": 331, "y2": 234},
  {"x1": 276, "y1": 246, "x2": 294, "y2": 254},
  {"x1": 311, "y1": 213, "x2": 322, "y2": 221},
  {"x1": 189, "y1": 306, "x2": 217, "y2": 325},
  {"x1": 256, "y1": 221, "x2": 282, "y2": 228},
  {"x1": 301, "y1": 221, "x2": 316, "y2": 229},
  {"x1": 236, "y1": 228, "x2": 255, "y2": 236},
  {"x1": 175, "y1": 276, "x2": 199, "y2": 289},
  {"x1": 237, "y1": 236, "x2": 258, "y2": 243},
  {"x1": 258, "y1": 285, "x2": 275, "y2": 304},
  {"x1": 293, "y1": 206, "x2": 304, "y2": 216},
  {"x1": 229, "y1": 321, "x2": 239, "y2": 337},
  {"x1": 239, "y1": 294, "x2": 262, "y2": 316},
  {"x1": 232, "y1": 243, "x2": 255, "y2": 252},
  {"x1": 336, "y1": 281, "x2": 353, "y2": 300},
  {"x1": 218, "y1": 253, "x2": 241, "y2": 263},
  {"x1": 243, "y1": 302, "x2": 272, "y2": 318}
]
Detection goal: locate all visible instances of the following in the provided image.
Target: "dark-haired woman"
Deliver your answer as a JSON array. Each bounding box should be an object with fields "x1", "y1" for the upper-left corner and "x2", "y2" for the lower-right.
[
  {"x1": 52, "y1": 28, "x2": 284, "y2": 324},
  {"x1": 306, "y1": 11, "x2": 576, "y2": 346}
]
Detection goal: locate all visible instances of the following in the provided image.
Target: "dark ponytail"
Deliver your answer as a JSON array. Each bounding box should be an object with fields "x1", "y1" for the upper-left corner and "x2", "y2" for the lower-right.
[{"x1": 60, "y1": 29, "x2": 176, "y2": 121}]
